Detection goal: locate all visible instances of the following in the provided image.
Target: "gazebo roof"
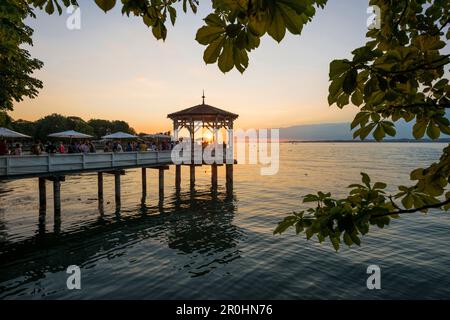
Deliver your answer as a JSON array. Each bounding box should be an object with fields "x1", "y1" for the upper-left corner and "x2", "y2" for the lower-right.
[{"x1": 167, "y1": 103, "x2": 239, "y2": 121}]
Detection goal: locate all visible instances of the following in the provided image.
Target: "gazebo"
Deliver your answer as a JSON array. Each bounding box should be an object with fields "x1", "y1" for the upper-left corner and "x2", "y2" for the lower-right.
[
  {"x1": 168, "y1": 94, "x2": 238, "y2": 146},
  {"x1": 167, "y1": 94, "x2": 238, "y2": 190}
]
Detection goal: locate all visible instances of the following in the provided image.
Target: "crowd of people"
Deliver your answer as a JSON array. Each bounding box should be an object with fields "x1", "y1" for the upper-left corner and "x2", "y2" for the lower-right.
[
  {"x1": 0, "y1": 139, "x2": 22, "y2": 156},
  {"x1": 0, "y1": 139, "x2": 175, "y2": 156}
]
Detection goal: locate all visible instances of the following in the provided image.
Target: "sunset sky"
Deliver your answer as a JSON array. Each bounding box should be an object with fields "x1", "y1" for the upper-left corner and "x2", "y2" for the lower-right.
[{"x1": 13, "y1": 0, "x2": 370, "y2": 133}]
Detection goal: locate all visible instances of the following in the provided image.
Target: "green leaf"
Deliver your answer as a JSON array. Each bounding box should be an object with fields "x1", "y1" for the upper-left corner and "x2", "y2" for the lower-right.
[
  {"x1": 382, "y1": 122, "x2": 396, "y2": 137},
  {"x1": 95, "y1": 0, "x2": 116, "y2": 13},
  {"x1": 361, "y1": 172, "x2": 371, "y2": 187},
  {"x1": 356, "y1": 123, "x2": 376, "y2": 140},
  {"x1": 196, "y1": 26, "x2": 225, "y2": 45},
  {"x1": 351, "y1": 90, "x2": 364, "y2": 106},
  {"x1": 218, "y1": 39, "x2": 234, "y2": 73},
  {"x1": 373, "y1": 182, "x2": 387, "y2": 190},
  {"x1": 343, "y1": 69, "x2": 357, "y2": 95},
  {"x1": 267, "y1": 8, "x2": 286, "y2": 42},
  {"x1": 350, "y1": 233, "x2": 361, "y2": 246},
  {"x1": 233, "y1": 47, "x2": 249, "y2": 73},
  {"x1": 278, "y1": 0, "x2": 308, "y2": 14},
  {"x1": 343, "y1": 232, "x2": 353, "y2": 246},
  {"x1": 45, "y1": 0, "x2": 55, "y2": 14},
  {"x1": 330, "y1": 236, "x2": 340, "y2": 251},
  {"x1": 273, "y1": 216, "x2": 298, "y2": 234},
  {"x1": 203, "y1": 36, "x2": 224, "y2": 64},
  {"x1": 373, "y1": 123, "x2": 385, "y2": 141},
  {"x1": 426, "y1": 122, "x2": 440, "y2": 140},
  {"x1": 278, "y1": 2, "x2": 303, "y2": 35},
  {"x1": 413, "y1": 121, "x2": 427, "y2": 139},
  {"x1": 402, "y1": 194, "x2": 414, "y2": 209},
  {"x1": 152, "y1": 21, "x2": 167, "y2": 40},
  {"x1": 336, "y1": 93, "x2": 349, "y2": 108},
  {"x1": 329, "y1": 60, "x2": 350, "y2": 79},
  {"x1": 204, "y1": 13, "x2": 225, "y2": 27},
  {"x1": 248, "y1": 15, "x2": 267, "y2": 37},
  {"x1": 351, "y1": 112, "x2": 370, "y2": 129},
  {"x1": 168, "y1": 6, "x2": 177, "y2": 26}
]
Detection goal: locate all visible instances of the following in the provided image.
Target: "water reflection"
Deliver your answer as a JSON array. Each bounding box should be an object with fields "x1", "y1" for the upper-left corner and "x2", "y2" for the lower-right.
[{"x1": 0, "y1": 188, "x2": 242, "y2": 296}]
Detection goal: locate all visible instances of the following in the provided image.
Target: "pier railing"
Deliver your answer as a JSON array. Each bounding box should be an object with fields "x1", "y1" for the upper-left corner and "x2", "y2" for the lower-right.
[{"x1": 0, "y1": 151, "x2": 173, "y2": 179}]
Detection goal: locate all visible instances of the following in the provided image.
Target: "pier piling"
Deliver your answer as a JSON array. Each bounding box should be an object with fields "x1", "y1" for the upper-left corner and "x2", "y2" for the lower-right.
[
  {"x1": 98, "y1": 172, "x2": 103, "y2": 201},
  {"x1": 38, "y1": 177, "x2": 46, "y2": 210},
  {"x1": 114, "y1": 171, "x2": 121, "y2": 206},
  {"x1": 226, "y1": 164, "x2": 233, "y2": 191},
  {"x1": 49, "y1": 176, "x2": 65, "y2": 217},
  {"x1": 175, "y1": 165, "x2": 181, "y2": 190},
  {"x1": 211, "y1": 164, "x2": 218, "y2": 189},
  {"x1": 142, "y1": 168, "x2": 147, "y2": 196},
  {"x1": 190, "y1": 165, "x2": 195, "y2": 189},
  {"x1": 159, "y1": 167, "x2": 164, "y2": 199}
]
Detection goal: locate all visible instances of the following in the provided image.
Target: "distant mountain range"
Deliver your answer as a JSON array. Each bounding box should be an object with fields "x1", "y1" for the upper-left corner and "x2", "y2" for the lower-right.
[{"x1": 279, "y1": 121, "x2": 449, "y2": 141}]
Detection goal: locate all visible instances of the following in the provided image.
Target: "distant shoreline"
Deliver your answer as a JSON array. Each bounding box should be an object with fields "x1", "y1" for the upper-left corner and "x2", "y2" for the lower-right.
[{"x1": 281, "y1": 139, "x2": 450, "y2": 143}]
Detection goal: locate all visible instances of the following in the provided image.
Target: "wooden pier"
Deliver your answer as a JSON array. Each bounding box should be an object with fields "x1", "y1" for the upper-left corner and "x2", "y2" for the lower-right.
[
  {"x1": 0, "y1": 150, "x2": 235, "y2": 221},
  {"x1": 0, "y1": 97, "x2": 238, "y2": 231}
]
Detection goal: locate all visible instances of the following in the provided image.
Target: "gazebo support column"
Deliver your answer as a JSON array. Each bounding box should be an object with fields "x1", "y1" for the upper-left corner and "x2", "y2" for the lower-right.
[
  {"x1": 175, "y1": 165, "x2": 181, "y2": 190},
  {"x1": 211, "y1": 164, "x2": 218, "y2": 189}
]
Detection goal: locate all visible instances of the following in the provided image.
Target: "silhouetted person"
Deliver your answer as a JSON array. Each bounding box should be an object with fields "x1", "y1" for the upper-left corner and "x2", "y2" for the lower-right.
[
  {"x1": 31, "y1": 141, "x2": 42, "y2": 155},
  {"x1": 45, "y1": 141, "x2": 57, "y2": 154},
  {"x1": 13, "y1": 143, "x2": 22, "y2": 156},
  {"x1": 0, "y1": 139, "x2": 8, "y2": 155},
  {"x1": 68, "y1": 142, "x2": 77, "y2": 154},
  {"x1": 58, "y1": 141, "x2": 65, "y2": 153},
  {"x1": 89, "y1": 141, "x2": 96, "y2": 153}
]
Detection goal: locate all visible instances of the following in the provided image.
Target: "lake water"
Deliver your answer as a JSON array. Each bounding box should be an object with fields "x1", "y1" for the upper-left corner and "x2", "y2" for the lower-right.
[{"x1": 1, "y1": 142, "x2": 449, "y2": 299}]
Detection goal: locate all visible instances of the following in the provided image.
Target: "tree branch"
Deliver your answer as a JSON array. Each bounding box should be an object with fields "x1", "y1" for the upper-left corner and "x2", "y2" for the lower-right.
[
  {"x1": 379, "y1": 55, "x2": 450, "y2": 75},
  {"x1": 388, "y1": 103, "x2": 450, "y2": 109},
  {"x1": 374, "y1": 198, "x2": 450, "y2": 217},
  {"x1": 354, "y1": 55, "x2": 450, "y2": 75}
]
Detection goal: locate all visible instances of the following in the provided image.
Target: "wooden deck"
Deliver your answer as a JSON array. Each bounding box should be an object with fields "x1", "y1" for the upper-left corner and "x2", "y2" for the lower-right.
[
  {"x1": 0, "y1": 151, "x2": 173, "y2": 180},
  {"x1": 0, "y1": 150, "x2": 235, "y2": 219}
]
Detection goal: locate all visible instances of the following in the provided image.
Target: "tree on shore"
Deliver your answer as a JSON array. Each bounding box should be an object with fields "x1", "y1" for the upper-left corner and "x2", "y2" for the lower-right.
[
  {"x1": 0, "y1": 0, "x2": 43, "y2": 111},
  {"x1": 1, "y1": 113, "x2": 136, "y2": 140},
  {"x1": 1, "y1": 0, "x2": 449, "y2": 250}
]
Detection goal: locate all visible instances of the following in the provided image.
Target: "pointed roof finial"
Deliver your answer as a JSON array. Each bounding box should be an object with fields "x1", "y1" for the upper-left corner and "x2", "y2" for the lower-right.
[{"x1": 202, "y1": 90, "x2": 205, "y2": 104}]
